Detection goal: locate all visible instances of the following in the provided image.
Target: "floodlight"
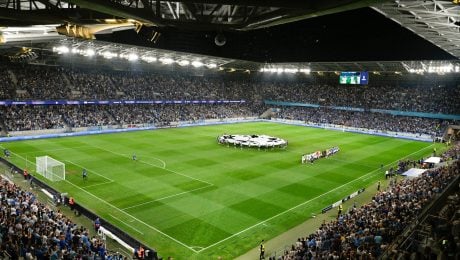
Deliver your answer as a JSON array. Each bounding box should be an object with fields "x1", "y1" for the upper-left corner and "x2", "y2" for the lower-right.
[
  {"x1": 284, "y1": 68, "x2": 298, "y2": 73},
  {"x1": 53, "y1": 46, "x2": 69, "y2": 54},
  {"x1": 191, "y1": 61, "x2": 203, "y2": 68},
  {"x1": 85, "y1": 49, "x2": 95, "y2": 56},
  {"x1": 100, "y1": 51, "x2": 118, "y2": 59},
  {"x1": 160, "y1": 57, "x2": 174, "y2": 64},
  {"x1": 300, "y1": 68, "x2": 311, "y2": 74},
  {"x1": 127, "y1": 53, "x2": 138, "y2": 61},
  {"x1": 178, "y1": 60, "x2": 190, "y2": 66},
  {"x1": 141, "y1": 56, "x2": 157, "y2": 63},
  {"x1": 207, "y1": 63, "x2": 217, "y2": 68}
]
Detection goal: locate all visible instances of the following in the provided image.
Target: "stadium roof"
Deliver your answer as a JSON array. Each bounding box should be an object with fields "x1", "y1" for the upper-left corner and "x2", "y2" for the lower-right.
[
  {"x1": 0, "y1": 0, "x2": 459, "y2": 66},
  {"x1": 373, "y1": 0, "x2": 460, "y2": 59},
  {"x1": 0, "y1": 0, "x2": 378, "y2": 30}
]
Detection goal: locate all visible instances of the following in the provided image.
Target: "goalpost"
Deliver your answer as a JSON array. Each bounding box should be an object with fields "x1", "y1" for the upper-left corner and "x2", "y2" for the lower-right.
[{"x1": 36, "y1": 156, "x2": 65, "y2": 181}]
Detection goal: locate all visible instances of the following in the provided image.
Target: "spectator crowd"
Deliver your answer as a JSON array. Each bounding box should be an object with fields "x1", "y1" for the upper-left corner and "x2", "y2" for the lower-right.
[
  {"x1": 0, "y1": 177, "x2": 125, "y2": 259},
  {"x1": 0, "y1": 63, "x2": 458, "y2": 136},
  {"x1": 273, "y1": 107, "x2": 456, "y2": 136},
  {"x1": 278, "y1": 145, "x2": 460, "y2": 260}
]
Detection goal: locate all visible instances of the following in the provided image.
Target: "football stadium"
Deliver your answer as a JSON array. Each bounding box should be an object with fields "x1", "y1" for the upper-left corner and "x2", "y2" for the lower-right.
[{"x1": 0, "y1": 1, "x2": 459, "y2": 259}]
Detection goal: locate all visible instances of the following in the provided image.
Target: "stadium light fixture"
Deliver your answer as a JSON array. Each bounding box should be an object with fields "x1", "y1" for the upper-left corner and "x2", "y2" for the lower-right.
[
  {"x1": 178, "y1": 60, "x2": 190, "y2": 66},
  {"x1": 53, "y1": 46, "x2": 69, "y2": 54},
  {"x1": 141, "y1": 55, "x2": 157, "y2": 63},
  {"x1": 85, "y1": 49, "x2": 95, "y2": 57},
  {"x1": 128, "y1": 53, "x2": 138, "y2": 61},
  {"x1": 100, "y1": 51, "x2": 118, "y2": 59},
  {"x1": 455, "y1": 66, "x2": 459, "y2": 72},
  {"x1": 284, "y1": 68, "x2": 298, "y2": 73},
  {"x1": 71, "y1": 47, "x2": 78, "y2": 54},
  {"x1": 207, "y1": 63, "x2": 217, "y2": 69},
  {"x1": 300, "y1": 68, "x2": 311, "y2": 74},
  {"x1": 191, "y1": 61, "x2": 204, "y2": 68},
  {"x1": 159, "y1": 57, "x2": 174, "y2": 64}
]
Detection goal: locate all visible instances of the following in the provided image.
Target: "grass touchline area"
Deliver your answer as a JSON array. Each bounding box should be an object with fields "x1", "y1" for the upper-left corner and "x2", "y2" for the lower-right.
[{"x1": 0, "y1": 122, "x2": 439, "y2": 259}]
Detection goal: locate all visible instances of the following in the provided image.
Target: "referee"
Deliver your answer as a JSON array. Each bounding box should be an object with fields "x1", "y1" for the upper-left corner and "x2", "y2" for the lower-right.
[{"x1": 259, "y1": 240, "x2": 265, "y2": 259}]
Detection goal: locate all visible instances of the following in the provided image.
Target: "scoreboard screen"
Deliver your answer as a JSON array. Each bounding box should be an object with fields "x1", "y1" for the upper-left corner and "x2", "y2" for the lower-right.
[{"x1": 339, "y1": 71, "x2": 369, "y2": 85}]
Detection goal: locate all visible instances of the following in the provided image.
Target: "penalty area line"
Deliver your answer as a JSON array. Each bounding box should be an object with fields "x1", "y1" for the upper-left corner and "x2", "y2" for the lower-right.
[
  {"x1": 196, "y1": 144, "x2": 435, "y2": 253},
  {"x1": 121, "y1": 184, "x2": 213, "y2": 210},
  {"x1": 8, "y1": 152, "x2": 199, "y2": 253},
  {"x1": 66, "y1": 160, "x2": 114, "y2": 182},
  {"x1": 83, "y1": 180, "x2": 115, "y2": 189},
  {"x1": 109, "y1": 214, "x2": 144, "y2": 235},
  {"x1": 84, "y1": 143, "x2": 213, "y2": 186}
]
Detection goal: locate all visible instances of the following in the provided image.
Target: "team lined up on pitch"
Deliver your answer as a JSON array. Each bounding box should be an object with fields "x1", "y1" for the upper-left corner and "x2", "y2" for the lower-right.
[{"x1": 302, "y1": 146, "x2": 340, "y2": 164}]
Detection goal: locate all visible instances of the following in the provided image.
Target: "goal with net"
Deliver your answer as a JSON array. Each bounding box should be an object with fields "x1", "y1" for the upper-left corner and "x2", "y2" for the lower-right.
[{"x1": 36, "y1": 156, "x2": 65, "y2": 181}]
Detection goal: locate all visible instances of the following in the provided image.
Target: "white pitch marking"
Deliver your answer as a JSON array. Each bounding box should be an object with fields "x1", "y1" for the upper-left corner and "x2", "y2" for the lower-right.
[
  {"x1": 122, "y1": 184, "x2": 213, "y2": 210},
  {"x1": 0, "y1": 143, "x2": 434, "y2": 253},
  {"x1": 109, "y1": 214, "x2": 144, "y2": 235},
  {"x1": 196, "y1": 144, "x2": 434, "y2": 252},
  {"x1": 84, "y1": 143, "x2": 213, "y2": 186},
  {"x1": 83, "y1": 180, "x2": 115, "y2": 189},
  {"x1": 21, "y1": 145, "x2": 90, "y2": 155},
  {"x1": 66, "y1": 160, "x2": 114, "y2": 182},
  {"x1": 121, "y1": 153, "x2": 166, "y2": 169},
  {"x1": 7, "y1": 151, "x2": 199, "y2": 253}
]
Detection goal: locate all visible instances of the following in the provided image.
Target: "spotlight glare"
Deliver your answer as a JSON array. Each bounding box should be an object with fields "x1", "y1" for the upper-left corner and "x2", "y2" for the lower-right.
[
  {"x1": 53, "y1": 46, "x2": 69, "y2": 54},
  {"x1": 284, "y1": 68, "x2": 298, "y2": 73},
  {"x1": 178, "y1": 60, "x2": 190, "y2": 66},
  {"x1": 207, "y1": 63, "x2": 217, "y2": 68},
  {"x1": 127, "y1": 53, "x2": 138, "y2": 61},
  {"x1": 159, "y1": 57, "x2": 174, "y2": 64},
  {"x1": 85, "y1": 49, "x2": 95, "y2": 57},
  {"x1": 100, "y1": 51, "x2": 118, "y2": 59},
  {"x1": 141, "y1": 56, "x2": 157, "y2": 63},
  {"x1": 300, "y1": 68, "x2": 311, "y2": 74},
  {"x1": 191, "y1": 61, "x2": 204, "y2": 68}
]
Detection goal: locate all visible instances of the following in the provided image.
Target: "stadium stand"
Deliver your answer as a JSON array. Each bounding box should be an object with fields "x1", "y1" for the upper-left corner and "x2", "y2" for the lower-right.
[
  {"x1": 0, "y1": 64, "x2": 458, "y2": 137},
  {"x1": 0, "y1": 175, "x2": 126, "y2": 259},
  {"x1": 277, "y1": 144, "x2": 459, "y2": 260},
  {"x1": 0, "y1": 62, "x2": 459, "y2": 259},
  {"x1": 273, "y1": 107, "x2": 455, "y2": 136}
]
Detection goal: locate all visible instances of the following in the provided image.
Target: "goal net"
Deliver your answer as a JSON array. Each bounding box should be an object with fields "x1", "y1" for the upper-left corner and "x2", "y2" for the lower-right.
[{"x1": 36, "y1": 156, "x2": 65, "y2": 181}]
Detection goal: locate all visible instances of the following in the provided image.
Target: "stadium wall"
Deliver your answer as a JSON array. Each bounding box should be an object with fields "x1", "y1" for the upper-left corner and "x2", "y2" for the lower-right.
[
  {"x1": 265, "y1": 100, "x2": 460, "y2": 120},
  {"x1": 0, "y1": 117, "x2": 433, "y2": 143}
]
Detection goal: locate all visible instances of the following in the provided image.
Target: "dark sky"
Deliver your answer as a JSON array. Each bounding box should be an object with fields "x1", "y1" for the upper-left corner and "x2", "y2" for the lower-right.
[{"x1": 96, "y1": 7, "x2": 455, "y2": 62}]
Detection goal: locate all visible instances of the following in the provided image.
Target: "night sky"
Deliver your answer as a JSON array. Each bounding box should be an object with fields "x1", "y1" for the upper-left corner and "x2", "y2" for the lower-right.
[{"x1": 96, "y1": 7, "x2": 455, "y2": 62}]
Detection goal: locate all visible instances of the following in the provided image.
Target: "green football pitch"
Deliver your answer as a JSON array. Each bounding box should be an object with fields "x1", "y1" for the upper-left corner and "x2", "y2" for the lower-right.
[{"x1": 0, "y1": 122, "x2": 439, "y2": 259}]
